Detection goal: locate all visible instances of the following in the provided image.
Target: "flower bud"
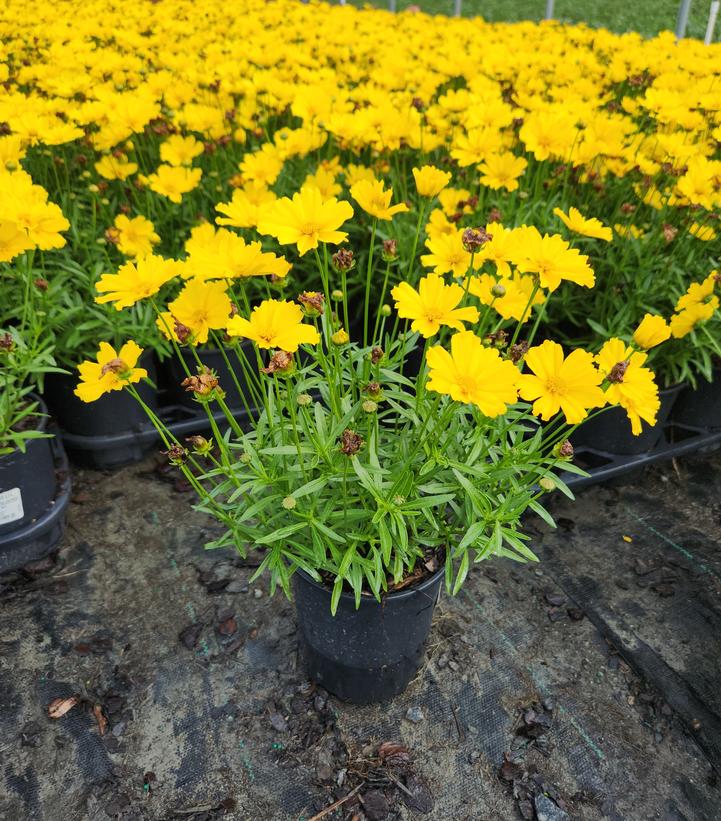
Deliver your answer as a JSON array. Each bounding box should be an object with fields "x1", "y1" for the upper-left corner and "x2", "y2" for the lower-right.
[
  {"x1": 297, "y1": 393, "x2": 313, "y2": 407},
  {"x1": 491, "y1": 283, "x2": 506, "y2": 298},
  {"x1": 239, "y1": 451, "x2": 252, "y2": 464},
  {"x1": 298, "y1": 291, "x2": 324, "y2": 317},
  {"x1": 380, "y1": 304, "x2": 391, "y2": 317},
  {"x1": 186, "y1": 435, "x2": 213, "y2": 456},
  {"x1": 282, "y1": 496, "x2": 297, "y2": 510},
  {"x1": 539, "y1": 477, "x2": 556, "y2": 492},
  {"x1": 362, "y1": 400, "x2": 378, "y2": 413},
  {"x1": 331, "y1": 328, "x2": 349, "y2": 345},
  {"x1": 0, "y1": 332, "x2": 14, "y2": 352},
  {"x1": 365, "y1": 381, "x2": 383, "y2": 401},
  {"x1": 381, "y1": 239, "x2": 398, "y2": 262},
  {"x1": 331, "y1": 289, "x2": 344, "y2": 301}
]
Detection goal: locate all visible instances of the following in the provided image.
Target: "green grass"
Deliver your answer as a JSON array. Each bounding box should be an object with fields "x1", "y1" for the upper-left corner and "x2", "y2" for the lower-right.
[{"x1": 348, "y1": 0, "x2": 715, "y2": 41}]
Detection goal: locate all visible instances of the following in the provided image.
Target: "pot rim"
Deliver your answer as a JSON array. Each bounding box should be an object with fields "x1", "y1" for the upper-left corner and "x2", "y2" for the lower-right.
[{"x1": 295, "y1": 563, "x2": 445, "y2": 604}]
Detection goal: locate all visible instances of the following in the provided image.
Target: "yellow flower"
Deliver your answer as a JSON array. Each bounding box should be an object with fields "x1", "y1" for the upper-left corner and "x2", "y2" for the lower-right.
[
  {"x1": 632, "y1": 314, "x2": 671, "y2": 349},
  {"x1": 257, "y1": 186, "x2": 353, "y2": 256},
  {"x1": 112, "y1": 214, "x2": 160, "y2": 259},
  {"x1": 689, "y1": 222, "x2": 717, "y2": 241},
  {"x1": 478, "y1": 153, "x2": 528, "y2": 192},
  {"x1": 511, "y1": 228, "x2": 595, "y2": 291},
  {"x1": 421, "y1": 230, "x2": 475, "y2": 278},
  {"x1": 303, "y1": 165, "x2": 342, "y2": 199},
  {"x1": 74, "y1": 341, "x2": 147, "y2": 403},
  {"x1": 95, "y1": 154, "x2": 138, "y2": 181},
  {"x1": 96, "y1": 255, "x2": 181, "y2": 309},
  {"x1": 0, "y1": 219, "x2": 33, "y2": 262},
  {"x1": 159, "y1": 135, "x2": 204, "y2": 166},
  {"x1": 148, "y1": 165, "x2": 202, "y2": 203},
  {"x1": 165, "y1": 279, "x2": 232, "y2": 344},
  {"x1": 468, "y1": 273, "x2": 544, "y2": 323},
  {"x1": 553, "y1": 207, "x2": 612, "y2": 241},
  {"x1": 185, "y1": 223, "x2": 291, "y2": 280},
  {"x1": 344, "y1": 164, "x2": 378, "y2": 187},
  {"x1": 239, "y1": 145, "x2": 284, "y2": 187},
  {"x1": 350, "y1": 179, "x2": 408, "y2": 220},
  {"x1": 425, "y1": 209, "x2": 456, "y2": 242},
  {"x1": 412, "y1": 165, "x2": 451, "y2": 198},
  {"x1": 226, "y1": 299, "x2": 320, "y2": 352},
  {"x1": 674, "y1": 272, "x2": 719, "y2": 314},
  {"x1": 670, "y1": 303, "x2": 717, "y2": 338},
  {"x1": 613, "y1": 223, "x2": 643, "y2": 240},
  {"x1": 391, "y1": 273, "x2": 479, "y2": 338},
  {"x1": 426, "y1": 330, "x2": 519, "y2": 416},
  {"x1": 215, "y1": 185, "x2": 277, "y2": 229},
  {"x1": 596, "y1": 339, "x2": 660, "y2": 435},
  {"x1": 518, "y1": 340, "x2": 605, "y2": 424}
]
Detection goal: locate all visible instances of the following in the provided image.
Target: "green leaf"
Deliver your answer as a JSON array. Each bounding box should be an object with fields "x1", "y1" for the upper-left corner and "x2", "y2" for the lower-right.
[
  {"x1": 330, "y1": 577, "x2": 344, "y2": 616},
  {"x1": 528, "y1": 500, "x2": 556, "y2": 529},
  {"x1": 452, "y1": 550, "x2": 470, "y2": 595},
  {"x1": 292, "y1": 477, "x2": 328, "y2": 499},
  {"x1": 256, "y1": 522, "x2": 307, "y2": 544}
]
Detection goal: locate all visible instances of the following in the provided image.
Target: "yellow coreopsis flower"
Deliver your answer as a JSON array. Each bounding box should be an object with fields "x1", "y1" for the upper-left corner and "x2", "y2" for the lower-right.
[
  {"x1": 553, "y1": 207, "x2": 612, "y2": 242},
  {"x1": 632, "y1": 314, "x2": 671, "y2": 349},
  {"x1": 391, "y1": 273, "x2": 479, "y2": 338},
  {"x1": 350, "y1": 179, "x2": 408, "y2": 220},
  {"x1": 165, "y1": 279, "x2": 232, "y2": 344},
  {"x1": 670, "y1": 303, "x2": 717, "y2": 338},
  {"x1": 478, "y1": 153, "x2": 528, "y2": 192},
  {"x1": 596, "y1": 339, "x2": 660, "y2": 435},
  {"x1": 468, "y1": 273, "x2": 544, "y2": 323},
  {"x1": 257, "y1": 186, "x2": 353, "y2": 256},
  {"x1": 518, "y1": 340, "x2": 605, "y2": 424},
  {"x1": 412, "y1": 165, "x2": 451, "y2": 198},
  {"x1": 148, "y1": 165, "x2": 202, "y2": 203},
  {"x1": 674, "y1": 272, "x2": 719, "y2": 314},
  {"x1": 215, "y1": 185, "x2": 277, "y2": 229},
  {"x1": 95, "y1": 154, "x2": 138, "y2": 181},
  {"x1": 185, "y1": 223, "x2": 291, "y2": 280},
  {"x1": 421, "y1": 230, "x2": 476, "y2": 278},
  {"x1": 75, "y1": 341, "x2": 147, "y2": 403},
  {"x1": 159, "y1": 135, "x2": 204, "y2": 166},
  {"x1": 689, "y1": 222, "x2": 717, "y2": 241},
  {"x1": 426, "y1": 330, "x2": 519, "y2": 416},
  {"x1": 226, "y1": 299, "x2": 320, "y2": 352},
  {"x1": 0, "y1": 220, "x2": 33, "y2": 262},
  {"x1": 112, "y1": 214, "x2": 160, "y2": 259},
  {"x1": 511, "y1": 228, "x2": 595, "y2": 291},
  {"x1": 96, "y1": 255, "x2": 181, "y2": 309}
]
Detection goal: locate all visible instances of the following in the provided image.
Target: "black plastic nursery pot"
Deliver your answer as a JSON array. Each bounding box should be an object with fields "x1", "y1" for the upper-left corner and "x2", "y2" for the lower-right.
[
  {"x1": 671, "y1": 368, "x2": 721, "y2": 430},
  {"x1": 571, "y1": 384, "x2": 683, "y2": 456},
  {"x1": 0, "y1": 401, "x2": 71, "y2": 573},
  {"x1": 293, "y1": 566, "x2": 444, "y2": 705},
  {"x1": 161, "y1": 343, "x2": 258, "y2": 412},
  {"x1": 44, "y1": 355, "x2": 160, "y2": 470}
]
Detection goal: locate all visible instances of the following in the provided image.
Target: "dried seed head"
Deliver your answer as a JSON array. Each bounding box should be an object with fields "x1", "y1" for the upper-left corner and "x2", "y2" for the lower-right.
[
  {"x1": 261, "y1": 350, "x2": 294, "y2": 375},
  {"x1": 382, "y1": 238, "x2": 398, "y2": 261},
  {"x1": 662, "y1": 223, "x2": 678, "y2": 243},
  {"x1": 298, "y1": 291, "x2": 325, "y2": 317},
  {"x1": 164, "y1": 444, "x2": 187, "y2": 465},
  {"x1": 462, "y1": 227, "x2": 492, "y2": 253},
  {"x1": 411, "y1": 97, "x2": 425, "y2": 112},
  {"x1": 100, "y1": 357, "x2": 128, "y2": 376},
  {"x1": 104, "y1": 227, "x2": 120, "y2": 245},
  {"x1": 556, "y1": 439, "x2": 574, "y2": 459},
  {"x1": 181, "y1": 366, "x2": 221, "y2": 398},
  {"x1": 487, "y1": 207, "x2": 502, "y2": 223},
  {"x1": 365, "y1": 381, "x2": 382, "y2": 400},
  {"x1": 0, "y1": 332, "x2": 14, "y2": 352},
  {"x1": 608, "y1": 360, "x2": 629, "y2": 383},
  {"x1": 331, "y1": 248, "x2": 355, "y2": 272},
  {"x1": 484, "y1": 329, "x2": 508, "y2": 349},
  {"x1": 339, "y1": 429, "x2": 364, "y2": 456},
  {"x1": 370, "y1": 346, "x2": 384, "y2": 365},
  {"x1": 173, "y1": 320, "x2": 193, "y2": 344},
  {"x1": 508, "y1": 341, "x2": 529, "y2": 364}
]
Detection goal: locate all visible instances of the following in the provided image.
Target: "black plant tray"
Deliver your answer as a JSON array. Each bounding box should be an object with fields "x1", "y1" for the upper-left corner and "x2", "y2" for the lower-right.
[
  {"x1": 0, "y1": 432, "x2": 72, "y2": 574},
  {"x1": 56, "y1": 401, "x2": 251, "y2": 471},
  {"x1": 563, "y1": 421, "x2": 721, "y2": 491}
]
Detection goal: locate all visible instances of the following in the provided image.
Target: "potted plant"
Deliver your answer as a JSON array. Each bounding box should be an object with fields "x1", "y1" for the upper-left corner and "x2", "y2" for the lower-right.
[{"x1": 75, "y1": 180, "x2": 661, "y2": 703}]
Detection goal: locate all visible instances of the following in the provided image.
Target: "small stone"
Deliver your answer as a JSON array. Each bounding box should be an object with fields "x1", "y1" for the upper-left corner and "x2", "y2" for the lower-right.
[
  {"x1": 253, "y1": 589, "x2": 263, "y2": 599},
  {"x1": 269, "y1": 712, "x2": 288, "y2": 732},
  {"x1": 405, "y1": 706, "x2": 424, "y2": 724},
  {"x1": 567, "y1": 607, "x2": 584, "y2": 621},
  {"x1": 225, "y1": 580, "x2": 248, "y2": 594},
  {"x1": 545, "y1": 592, "x2": 566, "y2": 607},
  {"x1": 437, "y1": 653, "x2": 449, "y2": 670},
  {"x1": 535, "y1": 793, "x2": 570, "y2": 821}
]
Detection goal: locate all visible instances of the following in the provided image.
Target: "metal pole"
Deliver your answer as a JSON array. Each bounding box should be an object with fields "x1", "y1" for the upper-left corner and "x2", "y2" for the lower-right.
[
  {"x1": 454, "y1": 0, "x2": 462, "y2": 16},
  {"x1": 705, "y1": 0, "x2": 720, "y2": 42},
  {"x1": 389, "y1": 0, "x2": 396, "y2": 11},
  {"x1": 676, "y1": 0, "x2": 693, "y2": 38},
  {"x1": 545, "y1": 0, "x2": 555, "y2": 19}
]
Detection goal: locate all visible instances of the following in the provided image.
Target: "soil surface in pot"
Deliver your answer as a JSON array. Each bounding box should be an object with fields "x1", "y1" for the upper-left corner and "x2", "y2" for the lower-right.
[{"x1": 1, "y1": 453, "x2": 720, "y2": 819}]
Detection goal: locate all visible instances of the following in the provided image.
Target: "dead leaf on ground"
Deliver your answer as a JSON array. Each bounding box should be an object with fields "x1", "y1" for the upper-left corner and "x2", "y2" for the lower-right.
[
  {"x1": 47, "y1": 696, "x2": 79, "y2": 719},
  {"x1": 92, "y1": 704, "x2": 108, "y2": 735}
]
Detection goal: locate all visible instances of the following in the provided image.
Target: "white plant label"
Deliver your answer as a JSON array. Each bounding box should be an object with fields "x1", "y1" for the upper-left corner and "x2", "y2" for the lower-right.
[{"x1": 0, "y1": 488, "x2": 24, "y2": 525}]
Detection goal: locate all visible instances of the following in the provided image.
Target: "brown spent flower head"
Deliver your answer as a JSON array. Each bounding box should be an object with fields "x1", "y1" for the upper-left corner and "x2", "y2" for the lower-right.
[
  {"x1": 370, "y1": 346, "x2": 384, "y2": 365},
  {"x1": 556, "y1": 439, "x2": 574, "y2": 459},
  {"x1": 382, "y1": 238, "x2": 398, "y2": 262},
  {"x1": 487, "y1": 207, "x2": 503, "y2": 224},
  {"x1": 608, "y1": 360, "x2": 629, "y2": 383},
  {"x1": 713, "y1": 270, "x2": 721, "y2": 284},
  {"x1": 662, "y1": 223, "x2": 678, "y2": 243},
  {"x1": 261, "y1": 350, "x2": 294, "y2": 375},
  {"x1": 298, "y1": 291, "x2": 325, "y2": 317},
  {"x1": 331, "y1": 248, "x2": 355, "y2": 272},
  {"x1": 0, "y1": 332, "x2": 14, "y2": 352},
  {"x1": 339, "y1": 429, "x2": 364, "y2": 456},
  {"x1": 484, "y1": 329, "x2": 508, "y2": 349},
  {"x1": 172, "y1": 320, "x2": 192, "y2": 345},
  {"x1": 100, "y1": 357, "x2": 128, "y2": 376},
  {"x1": 411, "y1": 97, "x2": 425, "y2": 112},
  {"x1": 34, "y1": 278, "x2": 48, "y2": 291},
  {"x1": 105, "y1": 227, "x2": 120, "y2": 245},
  {"x1": 508, "y1": 341, "x2": 529, "y2": 364},
  {"x1": 620, "y1": 202, "x2": 636, "y2": 214},
  {"x1": 181, "y1": 366, "x2": 221, "y2": 397},
  {"x1": 365, "y1": 381, "x2": 383, "y2": 400},
  {"x1": 164, "y1": 444, "x2": 187, "y2": 465}
]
